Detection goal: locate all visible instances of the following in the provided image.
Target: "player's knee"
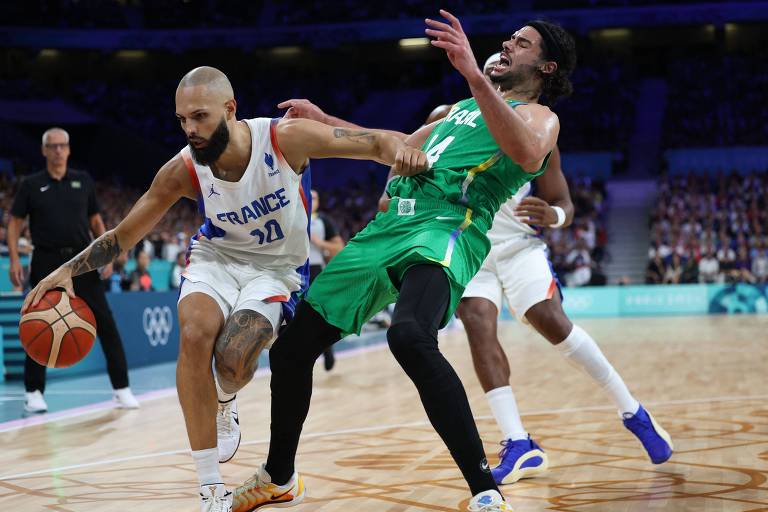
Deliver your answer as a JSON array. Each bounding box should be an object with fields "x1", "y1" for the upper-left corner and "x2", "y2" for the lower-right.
[
  {"x1": 179, "y1": 325, "x2": 216, "y2": 368},
  {"x1": 387, "y1": 319, "x2": 433, "y2": 361},
  {"x1": 526, "y1": 300, "x2": 572, "y2": 343},
  {"x1": 457, "y1": 299, "x2": 495, "y2": 331}
]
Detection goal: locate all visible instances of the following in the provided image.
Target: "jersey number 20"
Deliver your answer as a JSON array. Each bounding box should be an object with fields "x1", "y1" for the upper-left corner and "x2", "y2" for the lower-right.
[{"x1": 250, "y1": 219, "x2": 284, "y2": 245}]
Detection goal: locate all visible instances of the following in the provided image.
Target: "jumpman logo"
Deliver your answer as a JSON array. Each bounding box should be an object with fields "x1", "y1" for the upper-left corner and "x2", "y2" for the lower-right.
[{"x1": 208, "y1": 183, "x2": 220, "y2": 198}]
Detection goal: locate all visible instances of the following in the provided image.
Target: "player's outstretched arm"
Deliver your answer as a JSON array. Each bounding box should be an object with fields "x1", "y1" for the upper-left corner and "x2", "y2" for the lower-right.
[
  {"x1": 426, "y1": 9, "x2": 558, "y2": 172},
  {"x1": 275, "y1": 118, "x2": 428, "y2": 176},
  {"x1": 278, "y1": 99, "x2": 410, "y2": 140},
  {"x1": 22, "y1": 157, "x2": 193, "y2": 312}
]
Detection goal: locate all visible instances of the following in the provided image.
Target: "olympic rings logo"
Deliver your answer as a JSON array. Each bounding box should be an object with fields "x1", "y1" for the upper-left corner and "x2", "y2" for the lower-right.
[{"x1": 143, "y1": 306, "x2": 173, "y2": 347}]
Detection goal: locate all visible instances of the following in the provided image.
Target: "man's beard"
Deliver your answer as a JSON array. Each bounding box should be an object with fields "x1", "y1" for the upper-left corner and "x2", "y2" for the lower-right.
[
  {"x1": 490, "y1": 63, "x2": 539, "y2": 93},
  {"x1": 189, "y1": 118, "x2": 230, "y2": 165}
]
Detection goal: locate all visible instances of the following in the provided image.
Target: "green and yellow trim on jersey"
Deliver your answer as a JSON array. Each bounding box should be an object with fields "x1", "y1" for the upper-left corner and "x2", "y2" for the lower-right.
[{"x1": 458, "y1": 150, "x2": 504, "y2": 205}]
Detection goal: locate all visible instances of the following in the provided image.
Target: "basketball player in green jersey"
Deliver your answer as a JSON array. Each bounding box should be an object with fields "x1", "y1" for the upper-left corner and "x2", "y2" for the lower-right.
[{"x1": 233, "y1": 11, "x2": 576, "y2": 512}]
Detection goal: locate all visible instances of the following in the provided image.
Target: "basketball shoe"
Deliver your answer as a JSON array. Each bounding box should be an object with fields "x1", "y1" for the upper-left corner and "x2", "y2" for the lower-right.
[
  {"x1": 217, "y1": 397, "x2": 241, "y2": 463},
  {"x1": 491, "y1": 436, "x2": 548, "y2": 485},
  {"x1": 24, "y1": 390, "x2": 47, "y2": 413},
  {"x1": 622, "y1": 404, "x2": 673, "y2": 464},
  {"x1": 200, "y1": 483, "x2": 232, "y2": 512},
  {"x1": 467, "y1": 490, "x2": 514, "y2": 511},
  {"x1": 113, "y1": 387, "x2": 140, "y2": 409},
  {"x1": 232, "y1": 463, "x2": 305, "y2": 512}
]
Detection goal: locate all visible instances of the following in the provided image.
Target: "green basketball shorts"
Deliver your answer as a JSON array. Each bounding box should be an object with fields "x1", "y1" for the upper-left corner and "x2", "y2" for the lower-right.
[{"x1": 305, "y1": 197, "x2": 491, "y2": 336}]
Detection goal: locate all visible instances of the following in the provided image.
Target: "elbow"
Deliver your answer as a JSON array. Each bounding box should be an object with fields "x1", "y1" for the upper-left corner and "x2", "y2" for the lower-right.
[{"x1": 501, "y1": 142, "x2": 548, "y2": 169}]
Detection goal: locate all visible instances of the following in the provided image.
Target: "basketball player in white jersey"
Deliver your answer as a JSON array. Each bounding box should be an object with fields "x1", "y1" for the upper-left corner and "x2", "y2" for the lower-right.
[
  {"x1": 22, "y1": 66, "x2": 426, "y2": 512},
  {"x1": 280, "y1": 52, "x2": 673, "y2": 488}
]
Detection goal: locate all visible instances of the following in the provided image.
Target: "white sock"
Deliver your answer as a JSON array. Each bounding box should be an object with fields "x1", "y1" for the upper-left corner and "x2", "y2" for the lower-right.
[
  {"x1": 191, "y1": 448, "x2": 222, "y2": 487},
  {"x1": 215, "y1": 375, "x2": 236, "y2": 403},
  {"x1": 486, "y1": 386, "x2": 528, "y2": 441},
  {"x1": 555, "y1": 325, "x2": 640, "y2": 416}
]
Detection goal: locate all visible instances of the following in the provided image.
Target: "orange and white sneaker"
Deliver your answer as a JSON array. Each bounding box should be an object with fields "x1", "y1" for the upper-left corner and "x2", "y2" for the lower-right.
[
  {"x1": 232, "y1": 463, "x2": 305, "y2": 512},
  {"x1": 468, "y1": 490, "x2": 514, "y2": 511}
]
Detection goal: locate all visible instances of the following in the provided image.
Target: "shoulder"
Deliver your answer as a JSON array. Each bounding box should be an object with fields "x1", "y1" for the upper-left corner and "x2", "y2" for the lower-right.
[{"x1": 154, "y1": 153, "x2": 196, "y2": 199}]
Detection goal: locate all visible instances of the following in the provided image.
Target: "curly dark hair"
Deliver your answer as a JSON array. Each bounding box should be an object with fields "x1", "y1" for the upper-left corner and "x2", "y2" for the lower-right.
[{"x1": 527, "y1": 20, "x2": 577, "y2": 105}]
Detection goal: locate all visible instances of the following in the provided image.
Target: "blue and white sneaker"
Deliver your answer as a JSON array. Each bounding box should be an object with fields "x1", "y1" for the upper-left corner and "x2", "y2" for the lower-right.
[
  {"x1": 622, "y1": 404, "x2": 673, "y2": 464},
  {"x1": 491, "y1": 436, "x2": 548, "y2": 485}
]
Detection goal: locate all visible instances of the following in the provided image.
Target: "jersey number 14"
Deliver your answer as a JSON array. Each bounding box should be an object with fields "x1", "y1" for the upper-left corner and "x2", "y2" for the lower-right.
[{"x1": 424, "y1": 135, "x2": 455, "y2": 167}]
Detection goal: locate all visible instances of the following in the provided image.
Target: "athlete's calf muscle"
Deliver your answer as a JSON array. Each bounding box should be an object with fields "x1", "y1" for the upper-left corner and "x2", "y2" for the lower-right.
[{"x1": 214, "y1": 310, "x2": 274, "y2": 393}]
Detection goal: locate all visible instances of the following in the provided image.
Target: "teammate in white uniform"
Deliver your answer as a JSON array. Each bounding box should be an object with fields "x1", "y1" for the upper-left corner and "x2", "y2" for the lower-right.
[
  {"x1": 23, "y1": 66, "x2": 426, "y2": 512},
  {"x1": 456, "y1": 54, "x2": 673, "y2": 486}
]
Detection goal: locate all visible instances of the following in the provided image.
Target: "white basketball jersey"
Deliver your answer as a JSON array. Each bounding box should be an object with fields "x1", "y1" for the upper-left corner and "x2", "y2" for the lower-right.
[
  {"x1": 486, "y1": 181, "x2": 536, "y2": 245},
  {"x1": 180, "y1": 117, "x2": 311, "y2": 270}
]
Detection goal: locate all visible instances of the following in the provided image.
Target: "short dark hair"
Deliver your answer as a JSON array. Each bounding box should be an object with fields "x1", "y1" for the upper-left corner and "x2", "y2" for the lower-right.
[{"x1": 526, "y1": 20, "x2": 577, "y2": 104}]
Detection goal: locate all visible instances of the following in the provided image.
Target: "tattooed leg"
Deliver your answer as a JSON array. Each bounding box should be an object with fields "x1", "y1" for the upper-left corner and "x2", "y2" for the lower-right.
[{"x1": 214, "y1": 309, "x2": 275, "y2": 394}]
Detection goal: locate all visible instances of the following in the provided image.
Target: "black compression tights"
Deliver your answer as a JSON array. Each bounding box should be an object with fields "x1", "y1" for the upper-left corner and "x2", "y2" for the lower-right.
[{"x1": 265, "y1": 264, "x2": 498, "y2": 497}]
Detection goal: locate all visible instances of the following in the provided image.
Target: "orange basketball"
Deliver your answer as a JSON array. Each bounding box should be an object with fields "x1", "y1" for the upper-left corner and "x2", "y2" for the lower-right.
[{"x1": 19, "y1": 290, "x2": 97, "y2": 368}]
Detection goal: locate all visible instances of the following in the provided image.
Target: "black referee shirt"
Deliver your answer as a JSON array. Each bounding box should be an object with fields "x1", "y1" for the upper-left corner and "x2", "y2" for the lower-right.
[{"x1": 10, "y1": 169, "x2": 100, "y2": 251}]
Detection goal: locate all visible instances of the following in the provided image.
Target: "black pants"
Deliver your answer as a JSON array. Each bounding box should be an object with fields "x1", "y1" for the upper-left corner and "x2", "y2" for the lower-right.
[
  {"x1": 265, "y1": 264, "x2": 498, "y2": 496},
  {"x1": 26, "y1": 249, "x2": 130, "y2": 393},
  {"x1": 308, "y1": 264, "x2": 334, "y2": 361}
]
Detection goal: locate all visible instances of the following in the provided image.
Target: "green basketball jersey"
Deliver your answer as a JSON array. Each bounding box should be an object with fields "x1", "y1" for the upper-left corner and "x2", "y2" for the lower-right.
[{"x1": 387, "y1": 97, "x2": 549, "y2": 225}]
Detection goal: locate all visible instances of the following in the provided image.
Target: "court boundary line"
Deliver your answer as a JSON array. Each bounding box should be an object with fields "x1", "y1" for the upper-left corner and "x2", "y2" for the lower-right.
[
  {"x1": 2, "y1": 392, "x2": 768, "y2": 481},
  {"x1": 0, "y1": 339, "x2": 391, "y2": 433}
]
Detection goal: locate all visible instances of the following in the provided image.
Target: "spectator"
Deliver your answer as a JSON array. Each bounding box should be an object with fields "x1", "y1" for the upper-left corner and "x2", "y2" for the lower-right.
[
  {"x1": 698, "y1": 250, "x2": 721, "y2": 283},
  {"x1": 663, "y1": 254, "x2": 684, "y2": 284},
  {"x1": 565, "y1": 239, "x2": 592, "y2": 287},
  {"x1": 646, "y1": 254, "x2": 665, "y2": 284},
  {"x1": 752, "y1": 248, "x2": 768, "y2": 284},
  {"x1": 732, "y1": 246, "x2": 755, "y2": 283},
  {"x1": 128, "y1": 250, "x2": 154, "y2": 291}
]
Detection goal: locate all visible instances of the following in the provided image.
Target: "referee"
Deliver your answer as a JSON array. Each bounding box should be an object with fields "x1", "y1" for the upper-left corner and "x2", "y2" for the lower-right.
[{"x1": 7, "y1": 127, "x2": 139, "y2": 413}]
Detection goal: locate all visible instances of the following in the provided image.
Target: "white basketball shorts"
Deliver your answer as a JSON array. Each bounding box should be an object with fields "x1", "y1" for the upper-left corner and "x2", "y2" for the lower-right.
[
  {"x1": 178, "y1": 240, "x2": 302, "y2": 340},
  {"x1": 462, "y1": 236, "x2": 561, "y2": 323}
]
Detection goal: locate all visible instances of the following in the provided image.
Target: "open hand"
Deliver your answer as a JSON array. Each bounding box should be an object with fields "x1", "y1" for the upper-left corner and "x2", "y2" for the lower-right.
[
  {"x1": 22, "y1": 267, "x2": 75, "y2": 313},
  {"x1": 426, "y1": 10, "x2": 481, "y2": 81},
  {"x1": 278, "y1": 99, "x2": 328, "y2": 123}
]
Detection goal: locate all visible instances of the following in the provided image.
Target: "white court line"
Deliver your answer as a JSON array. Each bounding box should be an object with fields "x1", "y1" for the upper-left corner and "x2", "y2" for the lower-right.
[
  {"x1": 2, "y1": 392, "x2": 768, "y2": 482},
  {"x1": 0, "y1": 340, "x2": 391, "y2": 434}
]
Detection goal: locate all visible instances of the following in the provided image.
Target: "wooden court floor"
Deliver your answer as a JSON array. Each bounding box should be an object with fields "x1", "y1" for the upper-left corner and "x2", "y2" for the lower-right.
[{"x1": 2, "y1": 315, "x2": 768, "y2": 511}]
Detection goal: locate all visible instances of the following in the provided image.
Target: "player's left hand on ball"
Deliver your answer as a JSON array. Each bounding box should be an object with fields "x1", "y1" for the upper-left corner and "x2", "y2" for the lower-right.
[
  {"x1": 22, "y1": 267, "x2": 75, "y2": 313},
  {"x1": 278, "y1": 99, "x2": 327, "y2": 123},
  {"x1": 392, "y1": 147, "x2": 428, "y2": 177},
  {"x1": 515, "y1": 197, "x2": 559, "y2": 225},
  {"x1": 425, "y1": 10, "x2": 480, "y2": 80}
]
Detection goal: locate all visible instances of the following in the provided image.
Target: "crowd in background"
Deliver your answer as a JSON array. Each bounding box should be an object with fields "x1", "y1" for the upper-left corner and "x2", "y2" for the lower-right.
[
  {"x1": 544, "y1": 178, "x2": 609, "y2": 287},
  {"x1": 646, "y1": 172, "x2": 768, "y2": 285}
]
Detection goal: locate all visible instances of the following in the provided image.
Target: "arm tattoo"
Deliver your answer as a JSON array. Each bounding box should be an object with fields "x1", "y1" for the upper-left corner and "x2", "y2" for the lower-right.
[
  {"x1": 333, "y1": 128, "x2": 378, "y2": 145},
  {"x1": 65, "y1": 231, "x2": 121, "y2": 276},
  {"x1": 214, "y1": 310, "x2": 274, "y2": 390}
]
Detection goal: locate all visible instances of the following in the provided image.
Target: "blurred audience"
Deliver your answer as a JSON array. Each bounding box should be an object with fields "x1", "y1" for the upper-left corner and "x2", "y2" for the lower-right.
[{"x1": 647, "y1": 171, "x2": 768, "y2": 285}]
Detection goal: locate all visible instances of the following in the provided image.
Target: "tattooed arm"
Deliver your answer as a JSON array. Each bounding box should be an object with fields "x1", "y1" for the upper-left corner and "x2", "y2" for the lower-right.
[
  {"x1": 22, "y1": 156, "x2": 195, "y2": 312},
  {"x1": 275, "y1": 118, "x2": 428, "y2": 177}
]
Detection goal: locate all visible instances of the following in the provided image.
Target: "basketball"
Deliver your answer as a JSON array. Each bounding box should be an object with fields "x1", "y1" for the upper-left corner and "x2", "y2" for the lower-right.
[{"x1": 19, "y1": 290, "x2": 98, "y2": 368}]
